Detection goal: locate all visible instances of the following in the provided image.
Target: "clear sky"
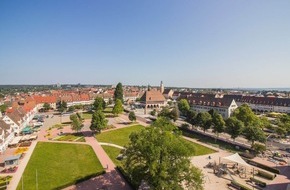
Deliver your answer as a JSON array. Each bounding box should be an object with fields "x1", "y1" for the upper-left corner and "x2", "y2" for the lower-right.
[{"x1": 0, "y1": 0, "x2": 289, "y2": 88}]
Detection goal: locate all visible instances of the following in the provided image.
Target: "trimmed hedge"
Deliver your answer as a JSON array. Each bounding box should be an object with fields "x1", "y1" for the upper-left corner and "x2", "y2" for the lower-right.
[
  {"x1": 231, "y1": 181, "x2": 252, "y2": 190},
  {"x1": 257, "y1": 170, "x2": 276, "y2": 180},
  {"x1": 250, "y1": 177, "x2": 267, "y2": 187},
  {"x1": 54, "y1": 170, "x2": 106, "y2": 190},
  {"x1": 246, "y1": 159, "x2": 280, "y2": 174}
]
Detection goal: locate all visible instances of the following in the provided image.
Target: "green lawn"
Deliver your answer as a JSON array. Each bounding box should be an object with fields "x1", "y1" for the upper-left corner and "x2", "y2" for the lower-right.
[
  {"x1": 17, "y1": 142, "x2": 104, "y2": 190},
  {"x1": 102, "y1": 145, "x2": 123, "y2": 166},
  {"x1": 55, "y1": 134, "x2": 85, "y2": 142},
  {"x1": 180, "y1": 138, "x2": 216, "y2": 156},
  {"x1": 98, "y1": 125, "x2": 215, "y2": 160},
  {"x1": 96, "y1": 125, "x2": 144, "y2": 146},
  {"x1": 82, "y1": 112, "x2": 93, "y2": 119}
]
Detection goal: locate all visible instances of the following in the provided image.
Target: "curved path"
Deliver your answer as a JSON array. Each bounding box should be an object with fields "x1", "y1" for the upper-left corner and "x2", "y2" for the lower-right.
[{"x1": 99, "y1": 142, "x2": 125, "y2": 149}]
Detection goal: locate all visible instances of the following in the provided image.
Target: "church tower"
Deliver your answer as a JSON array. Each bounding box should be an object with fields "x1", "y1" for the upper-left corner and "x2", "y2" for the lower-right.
[{"x1": 160, "y1": 81, "x2": 164, "y2": 94}]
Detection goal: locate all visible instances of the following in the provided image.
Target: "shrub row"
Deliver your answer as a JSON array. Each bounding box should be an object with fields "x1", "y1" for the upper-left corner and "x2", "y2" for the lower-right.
[
  {"x1": 55, "y1": 170, "x2": 106, "y2": 190},
  {"x1": 250, "y1": 177, "x2": 267, "y2": 187},
  {"x1": 231, "y1": 181, "x2": 252, "y2": 190},
  {"x1": 246, "y1": 159, "x2": 280, "y2": 174},
  {"x1": 257, "y1": 170, "x2": 276, "y2": 180}
]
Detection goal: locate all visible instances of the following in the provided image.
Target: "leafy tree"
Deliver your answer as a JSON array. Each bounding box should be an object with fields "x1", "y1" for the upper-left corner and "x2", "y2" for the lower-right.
[
  {"x1": 260, "y1": 116, "x2": 271, "y2": 129},
  {"x1": 225, "y1": 117, "x2": 244, "y2": 141},
  {"x1": 186, "y1": 110, "x2": 197, "y2": 126},
  {"x1": 0, "y1": 104, "x2": 8, "y2": 113},
  {"x1": 90, "y1": 110, "x2": 108, "y2": 133},
  {"x1": 208, "y1": 109, "x2": 217, "y2": 117},
  {"x1": 150, "y1": 109, "x2": 156, "y2": 116},
  {"x1": 178, "y1": 99, "x2": 190, "y2": 116},
  {"x1": 43, "y1": 103, "x2": 51, "y2": 111},
  {"x1": 93, "y1": 97, "x2": 106, "y2": 111},
  {"x1": 252, "y1": 143, "x2": 266, "y2": 155},
  {"x1": 70, "y1": 114, "x2": 83, "y2": 132},
  {"x1": 128, "y1": 111, "x2": 136, "y2": 122},
  {"x1": 114, "y1": 82, "x2": 124, "y2": 102},
  {"x1": 152, "y1": 117, "x2": 178, "y2": 132},
  {"x1": 196, "y1": 112, "x2": 212, "y2": 132},
  {"x1": 68, "y1": 106, "x2": 75, "y2": 112},
  {"x1": 108, "y1": 98, "x2": 113, "y2": 105},
  {"x1": 233, "y1": 104, "x2": 258, "y2": 126},
  {"x1": 170, "y1": 107, "x2": 179, "y2": 121},
  {"x1": 123, "y1": 119, "x2": 203, "y2": 190},
  {"x1": 58, "y1": 101, "x2": 67, "y2": 113},
  {"x1": 243, "y1": 123, "x2": 266, "y2": 146},
  {"x1": 112, "y1": 99, "x2": 123, "y2": 116},
  {"x1": 158, "y1": 107, "x2": 171, "y2": 118},
  {"x1": 212, "y1": 112, "x2": 225, "y2": 140}
]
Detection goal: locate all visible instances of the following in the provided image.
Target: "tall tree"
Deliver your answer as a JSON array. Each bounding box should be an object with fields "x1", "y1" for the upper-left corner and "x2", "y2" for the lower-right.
[
  {"x1": 212, "y1": 112, "x2": 225, "y2": 140},
  {"x1": 225, "y1": 117, "x2": 244, "y2": 141},
  {"x1": 114, "y1": 82, "x2": 124, "y2": 102},
  {"x1": 128, "y1": 111, "x2": 136, "y2": 122},
  {"x1": 158, "y1": 107, "x2": 171, "y2": 118},
  {"x1": 123, "y1": 119, "x2": 203, "y2": 190},
  {"x1": 58, "y1": 101, "x2": 67, "y2": 113},
  {"x1": 93, "y1": 97, "x2": 106, "y2": 111},
  {"x1": 70, "y1": 114, "x2": 83, "y2": 132},
  {"x1": 243, "y1": 123, "x2": 266, "y2": 146},
  {"x1": 196, "y1": 112, "x2": 212, "y2": 132},
  {"x1": 233, "y1": 104, "x2": 258, "y2": 126},
  {"x1": 186, "y1": 110, "x2": 197, "y2": 127},
  {"x1": 178, "y1": 99, "x2": 190, "y2": 116},
  {"x1": 170, "y1": 107, "x2": 179, "y2": 121},
  {"x1": 112, "y1": 99, "x2": 123, "y2": 116},
  {"x1": 90, "y1": 110, "x2": 108, "y2": 133},
  {"x1": 0, "y1": 104, "x2": 8, "y2": 113},
  {"x1": 43, "y1": 103, "x2": 51, "y2": 111}
]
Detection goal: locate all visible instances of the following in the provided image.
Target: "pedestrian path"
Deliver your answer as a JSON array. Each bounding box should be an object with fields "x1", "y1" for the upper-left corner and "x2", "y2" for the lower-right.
[
  {"x1": 72, "y1": 130, "x2": 131, "y2": 190},
  {"x1": 7, "y1": 141, "x2": 37, "y2": 190}
]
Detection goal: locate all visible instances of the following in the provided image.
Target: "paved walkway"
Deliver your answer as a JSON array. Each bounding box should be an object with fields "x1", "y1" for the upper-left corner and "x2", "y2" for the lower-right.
[
  {"x1": 7, "y1": 141, "x2": 37, "y2": 190},
  {"x1": 64, "y1": 121, "x2": 132, "y2": 190}
]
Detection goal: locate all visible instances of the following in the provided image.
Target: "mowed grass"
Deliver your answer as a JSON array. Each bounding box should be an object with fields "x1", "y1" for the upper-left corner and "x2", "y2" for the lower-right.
[
  {"x1": 82, "y1": 112, "x2": 93, "y2": 119},
  {"x1": 102, "y1": 145, "x2": 123, "y2": 166},
  {"x1": 17, "y1": 142, "x2": 104, "y2": 190},
  {"x1": 96, "y1": 125, "x2": 144, "y2": 146},
  {"x1": 180, "y1": 138, "x2": 216, "y2": 156}
]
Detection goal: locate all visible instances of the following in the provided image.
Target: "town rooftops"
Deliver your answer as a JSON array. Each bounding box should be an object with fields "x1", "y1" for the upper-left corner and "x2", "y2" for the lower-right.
[{"x1": 140, "y1": 90, "x2": 166, "y2": 103}]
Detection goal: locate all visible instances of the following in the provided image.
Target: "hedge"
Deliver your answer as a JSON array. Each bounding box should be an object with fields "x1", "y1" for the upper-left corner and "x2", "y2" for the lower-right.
[
  {"x1": 246, "y1": 159, "x2": 280, "y2": 174},
  {"x1": 257, "y1": 170, "x2": 276, "y2": 180},
  {"x1": 250, "y1": 177, "x2": 267, "y2": 187},
  {"x1": 231, "y1": 181, "x2": 252, "y2": 190},
  {"x1": 54, "y1": 170, "x2": 106, "y2": 190}
]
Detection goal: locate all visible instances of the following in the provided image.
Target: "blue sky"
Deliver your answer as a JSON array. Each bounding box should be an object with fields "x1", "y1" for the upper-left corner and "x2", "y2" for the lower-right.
[{"x1": 0, "y1": 0, "x2": 289, "y2": 88}]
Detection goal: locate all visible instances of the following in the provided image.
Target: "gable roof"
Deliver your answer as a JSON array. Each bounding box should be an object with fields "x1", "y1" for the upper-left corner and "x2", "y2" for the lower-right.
[{"x1": 140, "y1": 90, "x2": 166, "y2": 103}]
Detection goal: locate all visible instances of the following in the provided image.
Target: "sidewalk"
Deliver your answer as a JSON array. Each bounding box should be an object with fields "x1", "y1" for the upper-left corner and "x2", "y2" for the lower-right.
[
  {"x1": 71, "y1": 130, "x2": 131, "y2": 190},
  {"x1": 7, "y1": 141, "x2": 37, "y2": 190}
]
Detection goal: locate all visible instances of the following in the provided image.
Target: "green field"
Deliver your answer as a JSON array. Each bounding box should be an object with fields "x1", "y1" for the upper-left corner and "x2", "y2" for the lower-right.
[
  {"x1": 98, "y1": 125, "x2": 215, "y2": 166},
  {"x1": 82, "y1": 112, "x2": 93, "y2": 119},
  {"x1": 102, "y1": 145, "x2": 123, "y2": 166},
  {"x1": 55, "y1": 134, "x2": 85, "y2": 142},
  {"x1": 17, "y1": 142, "x2": 104, "y2": 190},
  {"x1": 96, "y1": 125, "x2": 144, "y2": 146}
]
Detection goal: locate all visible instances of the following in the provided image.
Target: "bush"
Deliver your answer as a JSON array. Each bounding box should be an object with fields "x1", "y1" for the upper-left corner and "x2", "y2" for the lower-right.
[
  {"x1": 252, "y1": 143, "x2": 266, "y2": 154},
  {"x1": 231, "y1": 181, "x2": 252, "y2": 190},
  {"x1": 246, "y1": 160, "x2": 280, "y2": 174},
  {"x1": 257, "y1": 170, "x2": 276, "y2": 180},
  {"x1": 250, "y1": 177, "x2": 267, "y2": 187}
]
